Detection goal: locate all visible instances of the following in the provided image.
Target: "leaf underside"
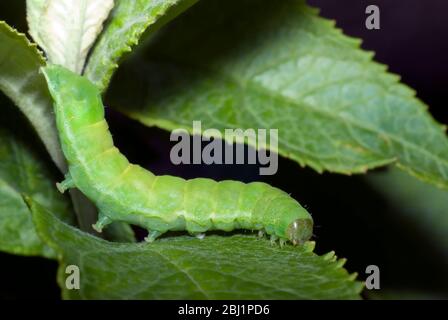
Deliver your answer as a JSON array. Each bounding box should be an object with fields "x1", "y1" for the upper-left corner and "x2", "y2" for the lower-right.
[{"x1": 27, "y1": 0, "x2": 115, "y2": 74}]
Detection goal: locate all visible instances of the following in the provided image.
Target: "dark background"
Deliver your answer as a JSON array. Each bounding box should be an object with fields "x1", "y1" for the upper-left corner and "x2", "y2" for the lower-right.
[{"x1": 0, "y1": 0, "x2": 447, "y2": 299}]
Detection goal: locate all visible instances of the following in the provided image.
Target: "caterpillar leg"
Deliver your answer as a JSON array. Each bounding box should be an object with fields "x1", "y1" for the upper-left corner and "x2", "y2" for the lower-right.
[
  {"x1": 56, "y1": 174, "x2": 75, "y2": 193},
  {"x1": 144, "y1": 230, "x2": 163, "y2": 243},
  {"x1": 270, "y1": 234, "x2": 278, "y2": 245},
  {"x1": 92, "y1": 212, "x2": 112, "y2": 233},
  {"x1": 258, "y1": 230, "x2": 265, "y2": 238}
]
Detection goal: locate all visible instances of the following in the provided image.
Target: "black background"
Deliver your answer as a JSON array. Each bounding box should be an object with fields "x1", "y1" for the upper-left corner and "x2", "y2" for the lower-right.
[{"x1": 0, "y1": 0, "x2": 447, "y2": 299}]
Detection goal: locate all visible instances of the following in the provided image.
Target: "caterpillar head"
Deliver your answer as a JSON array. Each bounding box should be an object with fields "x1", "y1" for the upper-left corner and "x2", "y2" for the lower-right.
[{"x1": 286, "y1": 218, "x2": 313, "y2": 245}]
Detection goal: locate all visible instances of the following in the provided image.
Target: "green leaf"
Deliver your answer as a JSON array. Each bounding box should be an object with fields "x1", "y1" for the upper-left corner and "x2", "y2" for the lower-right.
[
  {"x1": 28, "y1": 198, "x2": 362, "y2": 300},
  {"x1": 26, "y1": 0, "x2": 115, "y2": 73},
  {"x1": 0, "y1": 21, "x2": 66, "y2": 172},
  {"x1": 0, "y1": 104, "x2": 74, "y2": 258},
  {"x1": 366, "y1": 167, "x2": 448, "y2": 259},
  {"x1": 107, "y1": 0, "x2": 448, "y2": 189},
  {"x1": 84, "y1": 0, "x2": 199, "y2": 91}
]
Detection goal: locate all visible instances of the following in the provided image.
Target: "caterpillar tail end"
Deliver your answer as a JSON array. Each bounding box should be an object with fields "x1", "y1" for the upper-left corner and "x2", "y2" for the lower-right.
[{"x1": 56, "y1": 174, "x2": 75, "y2": 193}]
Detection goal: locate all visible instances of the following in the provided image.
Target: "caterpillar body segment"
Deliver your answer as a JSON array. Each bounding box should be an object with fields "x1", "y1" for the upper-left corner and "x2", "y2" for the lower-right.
[{"x1": 42, "y1": 65, "x2": 313, "y2": 245}]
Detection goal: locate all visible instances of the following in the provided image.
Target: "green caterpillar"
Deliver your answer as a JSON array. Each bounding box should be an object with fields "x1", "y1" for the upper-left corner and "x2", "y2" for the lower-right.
[{"x1": 42, "y1": 65, "x2": 313, "y2": 245}]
